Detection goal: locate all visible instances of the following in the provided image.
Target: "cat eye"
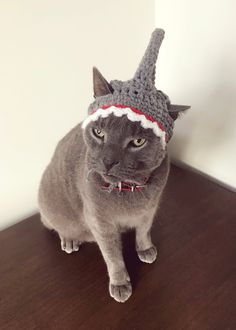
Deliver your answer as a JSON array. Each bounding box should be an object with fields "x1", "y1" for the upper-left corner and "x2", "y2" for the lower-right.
[
  {"x1": 131, "y1": 138, "x2": 146, "y2": 147},
  {"x1": 92, "y1": 128, "x2": 105, "y2": 139}
]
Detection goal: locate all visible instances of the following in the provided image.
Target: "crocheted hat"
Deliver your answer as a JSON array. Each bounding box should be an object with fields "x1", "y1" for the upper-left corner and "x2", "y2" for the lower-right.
[{"x1": 82, "y1": 28, "x2": 190, "y2": 149}]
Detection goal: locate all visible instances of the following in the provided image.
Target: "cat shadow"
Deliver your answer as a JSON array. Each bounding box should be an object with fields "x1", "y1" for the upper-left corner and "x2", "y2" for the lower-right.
[
  {"x1": 44, "y1": 226, "x2": 143, "y2": 290},
  {"x1": 122, "y1": 230, "x2": 142, "y2": 290}
]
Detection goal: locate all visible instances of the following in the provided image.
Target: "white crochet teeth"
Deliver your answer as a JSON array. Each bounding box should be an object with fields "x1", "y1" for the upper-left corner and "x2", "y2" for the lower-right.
[
  {"x1": 118, "y1": 182, "x2": 122, "y2": 192},
  {"x1": 82, "y1": 106, "x2": 166, "y2": 149}
]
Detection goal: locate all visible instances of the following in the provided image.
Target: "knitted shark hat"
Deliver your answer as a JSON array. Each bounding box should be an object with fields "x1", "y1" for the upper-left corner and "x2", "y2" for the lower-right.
[{"x1": 82, "y1": 28, "x2": 190, "y2": 149}]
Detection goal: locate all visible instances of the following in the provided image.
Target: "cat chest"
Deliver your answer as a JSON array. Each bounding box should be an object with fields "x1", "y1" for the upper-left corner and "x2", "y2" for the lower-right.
[
  {"x1": 115, "y1": 212, "x2": 150, "y2": 229},
  {"x1": 97, "y1": 193, "x2": 155, "y2": 228}
]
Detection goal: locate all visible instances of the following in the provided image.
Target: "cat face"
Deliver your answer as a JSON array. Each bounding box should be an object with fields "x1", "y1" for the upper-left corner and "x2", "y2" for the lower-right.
[{"x1": 83, "y1": 114, "x2": 166, "y2": 185}]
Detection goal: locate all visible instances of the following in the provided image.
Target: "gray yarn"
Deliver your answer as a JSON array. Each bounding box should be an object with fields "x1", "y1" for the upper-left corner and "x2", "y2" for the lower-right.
[{"x1": 88, "y1": 29, "x2": 174, "y2": 141}]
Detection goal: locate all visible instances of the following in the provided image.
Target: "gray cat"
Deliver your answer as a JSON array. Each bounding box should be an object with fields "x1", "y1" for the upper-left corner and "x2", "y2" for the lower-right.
[{"x1": 38, "y1": 29, "x2": 189, "y2": 303}]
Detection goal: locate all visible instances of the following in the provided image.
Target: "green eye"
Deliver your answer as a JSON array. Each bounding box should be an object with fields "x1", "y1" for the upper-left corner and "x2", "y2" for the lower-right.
[
  {"x1": 131, "y1": 138, "x2": 146, "y2": 147},
  {"x1": 93, "y1": 128, "x2": 105, "y2": 139}
]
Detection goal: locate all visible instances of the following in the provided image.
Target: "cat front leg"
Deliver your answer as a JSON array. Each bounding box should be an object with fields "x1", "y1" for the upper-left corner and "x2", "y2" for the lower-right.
[
  {"x1": 90, "y1": 223, "x2": 132, "y2": 303},
  {"x1": 135, "y1": 213, "x2": 157, "y2": 264},
  {"x1": 59, "y1": 235, "x2": 81, "y2": 254}
]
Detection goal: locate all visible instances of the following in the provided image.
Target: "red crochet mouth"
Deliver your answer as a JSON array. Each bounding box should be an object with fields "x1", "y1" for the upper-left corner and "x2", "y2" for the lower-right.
[{"x1": 100, "y1": 104, "x2": 166, "y2": 135}]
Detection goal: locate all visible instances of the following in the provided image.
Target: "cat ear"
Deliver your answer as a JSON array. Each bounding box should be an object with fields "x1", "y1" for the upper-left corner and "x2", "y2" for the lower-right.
[
  {"x1": 168, "y1": 104, "x2": 191, "y2": 121},
  {"x1": 93, "y1": 67, "x2": 114, "y2": 98}
]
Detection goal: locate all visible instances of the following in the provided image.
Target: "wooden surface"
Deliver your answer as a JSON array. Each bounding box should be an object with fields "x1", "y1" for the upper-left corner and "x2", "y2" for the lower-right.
[{"x1": 1, "y1": 165, "x2": 236, "y2": 330}]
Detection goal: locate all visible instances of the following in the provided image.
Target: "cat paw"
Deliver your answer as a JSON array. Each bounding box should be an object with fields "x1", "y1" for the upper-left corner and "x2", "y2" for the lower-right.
[
  {"x1": 137, "y1": 245, "x2": 157, "y2": 264},
  {"x1": 109, "y1": 282, "x2": 132, "y2": 303},
  {"x1": 60, "y1": 237, "x2": 80, "y2": 254}
]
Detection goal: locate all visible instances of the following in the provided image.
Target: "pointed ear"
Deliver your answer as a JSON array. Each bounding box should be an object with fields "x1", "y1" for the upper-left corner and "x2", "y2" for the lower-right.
[
  {"x1": 93, "y1": 67, "x2": 113, "y2": 98},
  {"x1": 168, "y1": 104, "x2": 191, "y2": 121}
]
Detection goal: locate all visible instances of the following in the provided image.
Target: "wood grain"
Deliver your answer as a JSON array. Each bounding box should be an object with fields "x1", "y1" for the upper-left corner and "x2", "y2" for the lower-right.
[{"x1": 0, "y1": 165, "x2": 236, "y2": 330}]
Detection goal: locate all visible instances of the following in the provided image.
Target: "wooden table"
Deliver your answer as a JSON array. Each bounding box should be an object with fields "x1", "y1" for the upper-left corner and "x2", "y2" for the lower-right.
[{"x1": 1, "y1": 165, "x2": 236, "y2": 330}]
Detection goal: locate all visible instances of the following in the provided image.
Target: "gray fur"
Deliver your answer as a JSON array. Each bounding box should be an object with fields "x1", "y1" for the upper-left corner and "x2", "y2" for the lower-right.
[{"x1": 38, "y1": 115, "x2": 170, "y2": 303}]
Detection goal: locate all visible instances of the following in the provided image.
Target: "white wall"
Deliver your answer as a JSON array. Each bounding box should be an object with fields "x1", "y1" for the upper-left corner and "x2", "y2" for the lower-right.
[
  {"x1": 0, "y1": 0, "x2": 155, "y2": 229},
  {"x1": 155, "y1": 0, "x2": 236, "y2": 190},
  {"x1": 2, "y1": 0, "x2": 235, "y2": 230}
]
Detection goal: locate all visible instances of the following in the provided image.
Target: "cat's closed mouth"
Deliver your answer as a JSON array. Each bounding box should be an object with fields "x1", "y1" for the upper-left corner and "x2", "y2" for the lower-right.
[
  {"x1": 104, "y1": 173, "x2": 116, "y2": 178},
  {"x1": 102, "y1": 172, "x2": 147, "y2": 187},
  {"x1": 102, "y1": 173, "x2": 120, "y2": 183}
]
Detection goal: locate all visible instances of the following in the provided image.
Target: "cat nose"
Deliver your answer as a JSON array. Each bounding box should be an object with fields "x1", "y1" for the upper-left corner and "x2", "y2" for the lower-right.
[{"x1": 103, "y1": 158, "x2": 120, "y2": 171}]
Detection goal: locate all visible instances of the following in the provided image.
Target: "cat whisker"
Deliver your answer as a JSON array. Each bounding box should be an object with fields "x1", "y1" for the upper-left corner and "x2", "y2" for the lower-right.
[
  {"x1": 86, "y1": 168, "x2": 95, "y2": 182},
  {"x1": 138, "y1": 187, "x2": 148, "y2": 200}
]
